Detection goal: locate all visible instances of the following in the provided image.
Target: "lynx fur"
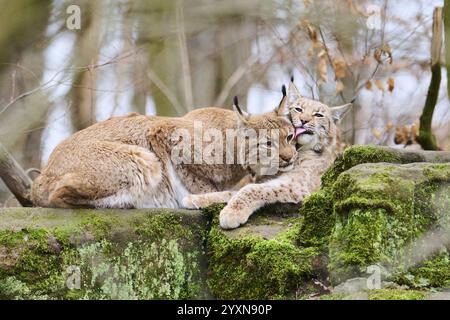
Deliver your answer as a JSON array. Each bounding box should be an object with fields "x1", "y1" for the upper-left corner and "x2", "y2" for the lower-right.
[
  {"x1": 183, "y1": 81, "x2": 352, "y2": 229},
  {"x1": 31, "y1": 95, "x2": 296, "y2": 209}
]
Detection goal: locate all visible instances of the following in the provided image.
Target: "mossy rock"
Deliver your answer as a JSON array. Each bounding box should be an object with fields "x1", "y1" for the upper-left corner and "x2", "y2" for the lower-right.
[
  {"x1": 204, "y1": 204, "x2": 322, "y2": 299},
  {"x1": 328, "y1": 162, "x2": 450, "y2": 287},
  {"x1": 320, "y1": 289, "x2": 427, "y2": 300},
  {"x1": 0, "y1": 208, "x2": 210, "y2": 300},
  {"x1": 322, "y1": 145, "x2": 450, "y2": 188}
]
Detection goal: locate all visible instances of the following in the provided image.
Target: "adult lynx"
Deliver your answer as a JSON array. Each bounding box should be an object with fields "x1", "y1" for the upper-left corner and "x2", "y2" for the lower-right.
[
  {"x1": 183, "y1": 81, "x2": 352, "y2": 229},
  {"x1": 31, "y1": 93, "x2": 296, "y2": 209}
]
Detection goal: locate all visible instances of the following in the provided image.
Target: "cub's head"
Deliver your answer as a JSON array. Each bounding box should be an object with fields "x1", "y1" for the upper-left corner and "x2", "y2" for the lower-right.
[
  {"x1": 232, "y1": 88, "x2": 297, "y2": 175},
  {"x1": 287, "y1": 81, "x2": 352, "y2": 153}
]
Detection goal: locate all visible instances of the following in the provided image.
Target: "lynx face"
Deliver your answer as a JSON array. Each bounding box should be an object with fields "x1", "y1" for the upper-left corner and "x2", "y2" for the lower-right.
[
  {"x1": 243, "y1": 115, "x2": 296, "y2": 171},
  {"x1": 287, "y1": 82, "x2": 352, "y2": 152},
  {"x1": 233, "y1": 95, "x2": 297, "y2": 174}
]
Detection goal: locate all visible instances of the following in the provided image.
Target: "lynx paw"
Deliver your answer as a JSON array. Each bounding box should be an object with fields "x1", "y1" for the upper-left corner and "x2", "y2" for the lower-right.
[
  {"x1": 219, "y1": 206, "x2": 251, "y2": 230},
  {"x1": 182, "y1": 194, "x2": 215, "y2": 209},
  {"x1": 182, "y1": 194, "x2": 201, "y2": 209}
]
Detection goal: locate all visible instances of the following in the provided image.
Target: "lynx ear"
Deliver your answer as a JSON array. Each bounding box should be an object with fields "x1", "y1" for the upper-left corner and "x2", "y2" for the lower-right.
[
  {"x1": 274, "y1": 85, "x2": 288, "y2": 116},
  {"x1": 287, "y1": 78, "x2": 302, "y2": 104},
  {"x1": 331, "y1": 103, "x2": 353, "y2": 123},
  {"x1": 233, "y1": 96, "x2": 250, "y2": 124}
]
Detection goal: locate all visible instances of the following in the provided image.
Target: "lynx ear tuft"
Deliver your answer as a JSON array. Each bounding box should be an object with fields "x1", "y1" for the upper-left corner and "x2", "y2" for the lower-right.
[
  {"x1": 233, "y1": 96, "x2": 249, "y2": 123},
  {"x1": 233, "y1": 96, "x2": 239, "y2": 109},
  {"x1": 275, "y1": 85, "x2": 288, "y2": 116},
  {"x1": 290, "y1": 75, "x2": 295, "y2": 83},
  {"x1": 281, "y1": 84, "x2": 287, "y2": 97}
]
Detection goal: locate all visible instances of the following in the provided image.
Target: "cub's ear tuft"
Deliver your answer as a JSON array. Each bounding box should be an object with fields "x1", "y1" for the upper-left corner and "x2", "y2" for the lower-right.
[
  {"x1": 331, "y1": 103, "x2": 353, "y2": 123},
  {"x1": 290, "y1": 75, "x2": 295, "y2": 83},
  {"x1": 233, "y1": 96, "x2": 250, "y2": 123},
  {"x1": 274, "y1": 85, "x2": 288, "y2": 116},
  {"x1": 233, "y1": 96, "x2": 239, "y2": 109}
]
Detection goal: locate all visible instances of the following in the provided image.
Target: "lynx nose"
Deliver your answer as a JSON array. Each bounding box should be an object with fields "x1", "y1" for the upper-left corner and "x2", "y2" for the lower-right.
[{"x1": 301, "y1": 119, "x2": 310, "y2": 126}]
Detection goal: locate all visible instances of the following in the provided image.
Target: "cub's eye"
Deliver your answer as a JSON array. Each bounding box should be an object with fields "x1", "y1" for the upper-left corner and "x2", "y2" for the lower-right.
[
  {"x1": 286, "y1": 134, "x2": 294, "y2": 142},
  {"x1": 295, "y1": 107, "x2": 303, "y2": 113},
  {"x1": 266, "y1": 140, "x2": 272, "y2": 147},
  {"x1": 314, "y1": 113, "x2": 324, "y2": 118}
]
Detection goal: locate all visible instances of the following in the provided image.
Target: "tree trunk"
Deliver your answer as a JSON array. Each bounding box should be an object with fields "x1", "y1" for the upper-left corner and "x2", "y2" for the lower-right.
[
  {"x1": 444, "y1": 0, "x2": 450, "y2": 98},
  {"x1": 417, "y1": 7, "x2": 442, "y2": 151},
  {"x1": 0, "y1": 143, "x2": 33, "y2": 207}
]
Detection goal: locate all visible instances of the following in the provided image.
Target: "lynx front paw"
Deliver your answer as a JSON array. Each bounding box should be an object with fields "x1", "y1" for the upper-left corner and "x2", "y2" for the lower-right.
[
  {"x1": 182, "y1": 194, "x2": 216, "y2": 209},
  {"x1": 182, "y1": 194, "x2": 201, "y2": 209},
  {"x1": 219, "y1": 206, "x2": 251, "y2": 230}
]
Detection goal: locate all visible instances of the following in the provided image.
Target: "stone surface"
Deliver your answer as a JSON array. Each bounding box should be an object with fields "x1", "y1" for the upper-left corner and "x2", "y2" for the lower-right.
[
  {"x1": 328, "y1": 162, "x2": 450, "y2": 287},
  {"x1": 204, "y1": 204, "x2": 322, "y2": 300}
]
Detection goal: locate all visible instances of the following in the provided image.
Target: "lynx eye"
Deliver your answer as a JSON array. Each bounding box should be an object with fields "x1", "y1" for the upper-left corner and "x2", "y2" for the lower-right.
[
  {"x1": 266, "y1": 140, "x2": 272, "y2": 147},
  {"x1": 295, "y1": 107, "x2": 303, "y2": 113},
  {"x1": 314, "y1": 112, "x2": 324, "y2": 118},
  {"x1": 286, "y1": 133, "x2": 294, "y2": 142}
]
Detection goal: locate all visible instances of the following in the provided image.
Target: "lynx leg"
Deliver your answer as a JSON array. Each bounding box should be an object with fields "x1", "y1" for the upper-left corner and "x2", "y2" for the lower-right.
[
  {"x1": 182, "y1": 191, "x2": 236, "y2": 209},
  {"x1": 219, "y1": 181, "x2": 302, "y2": 229}
]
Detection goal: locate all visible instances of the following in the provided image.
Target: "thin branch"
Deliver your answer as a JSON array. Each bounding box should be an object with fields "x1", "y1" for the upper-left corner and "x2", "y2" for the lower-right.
[
  {"x1": 318, "y1": 26, "x2": 346, "y2": 103},
  {"x1": 146, "y1": 68, "x2": 185, "y2": 115},
  {"x1": 0, "y1": 50, "x2": 135, "y2": 116},
  {"x1": 214, "y1": 55, "x2": 260, "y2": 107}
]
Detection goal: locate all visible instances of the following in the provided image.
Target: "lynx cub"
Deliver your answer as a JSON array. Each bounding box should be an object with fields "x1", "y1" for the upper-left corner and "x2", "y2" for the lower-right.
[
  {"x1": 31, "y1": 93, "x2": 296, "y2": 209},
  {"x1": 183, "y1": 81, "x2": 352, "y2": 229}
]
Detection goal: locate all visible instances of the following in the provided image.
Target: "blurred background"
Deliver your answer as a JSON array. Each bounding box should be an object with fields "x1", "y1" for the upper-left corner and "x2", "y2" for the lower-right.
[{"x1": 0, "y1": 0, "x2": 449, "y2": 205}]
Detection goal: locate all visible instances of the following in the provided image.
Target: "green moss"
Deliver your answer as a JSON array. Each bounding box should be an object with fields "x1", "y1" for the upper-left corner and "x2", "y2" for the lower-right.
[
  {"x1": 206, "y1": 205, "x2": 317, "y2": 299},
  {"x1": 328, "y1": 163, "x2": 450, "y2": 286},
  {"x1": 322, "y1": 146, "x2": 401, "y2": 188},
  {"x1": 368, "y1": 289, "x2": 426, "y2": 300},
  {"x1": 298, "y1": 189, "x2": 334, "y2": 249},
  {"x1": 0, "y1": 209, "x2": 209, "y2": 300},
  {"x1": 319, "y1": 293, "x2": 348, "y2": 300},
  {"x1": 319, "y1": 289, "x2": 426, "y2": 300},
  {"x1": 394, "y1": 252, "x2": 450, "y2": 288}
]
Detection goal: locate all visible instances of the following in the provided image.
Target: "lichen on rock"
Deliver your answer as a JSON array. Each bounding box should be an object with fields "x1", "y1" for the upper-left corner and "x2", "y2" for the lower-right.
[{"x1": 0, "y1": 209, "x2": 209, "y2": 300}]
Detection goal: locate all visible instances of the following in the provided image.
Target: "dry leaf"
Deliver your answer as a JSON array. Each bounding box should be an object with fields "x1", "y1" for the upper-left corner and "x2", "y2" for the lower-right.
[
  {"x1": 372, "y1": 128, "x2": 382, "y2": 139},
  {"x1": 318, "y1": 57, "x2": 328, "y2": 83},
  {"x1": 374, "y1": 49, "x2": 383, "y2": 64},
  {"x1": 301, "y1": 21, "x2": 317, "y2": 43},
  {"x1": 333, "y1": 59, "x2": 347, "y2": 79},
  {"x1": 386, "y1": 122, "x2": 394, "y2": 131},
  {"x1": 375, "y1": 79, "x2": 385, "y2": 92},
  {"x1": 336, "y1": 80, "x2": 344, "y2": 94},
  {"x1": 387, "y1": 77, "x2": 395, "y2": 92},
  {"x1": 411, "y1": 122, "x2": 419, "y2": 140},
  {"x1": 317, "y1": 49, "x2": 327, "y2": 58},
  {"x1": 374, "y1": 44, "x2": 393, "y2": 65},
  {"x1": 382, "y1": 43, "x2": 393, "y2": 64},
  {"x1": 365, "y1": 80, "x2": 372, "y2": 90}
]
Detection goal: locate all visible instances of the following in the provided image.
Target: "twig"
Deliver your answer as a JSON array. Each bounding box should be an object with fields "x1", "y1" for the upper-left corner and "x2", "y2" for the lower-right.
[
  {"x1": 214, "y1": 55, "x2": 260, "y2": 107},
  {"x1": 146, "y1": 68, "x2": 185, "y2": 115}
]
